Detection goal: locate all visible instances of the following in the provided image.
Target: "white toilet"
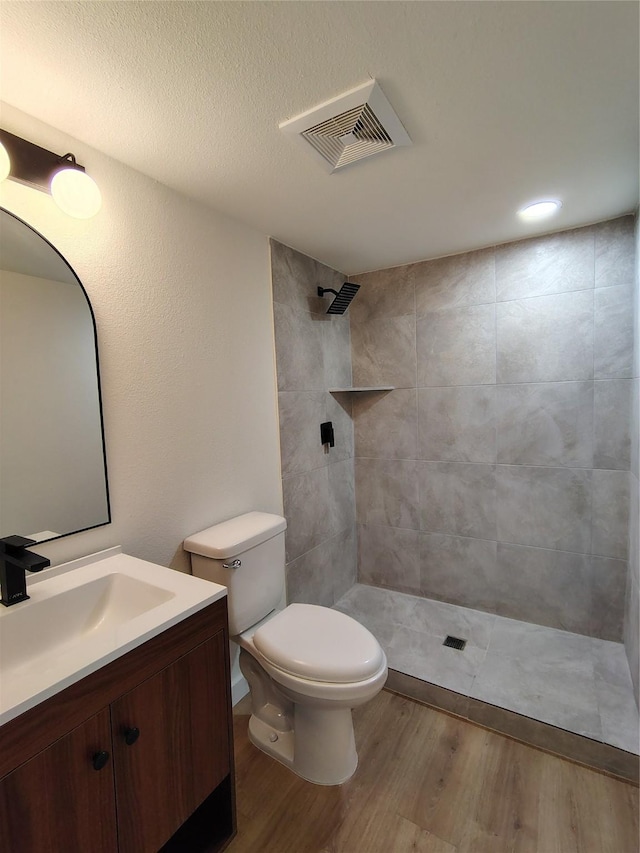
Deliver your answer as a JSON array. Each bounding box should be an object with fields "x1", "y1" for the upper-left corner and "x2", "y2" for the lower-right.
[{"x1": 184, "y1": 511, "x2": 387, "y2": 785}]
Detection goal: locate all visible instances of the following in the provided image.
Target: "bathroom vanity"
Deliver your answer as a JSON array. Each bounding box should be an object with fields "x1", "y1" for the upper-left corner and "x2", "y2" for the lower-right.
[{"x1": 0, "y1": 550, "x2": 236, "y2": 852}]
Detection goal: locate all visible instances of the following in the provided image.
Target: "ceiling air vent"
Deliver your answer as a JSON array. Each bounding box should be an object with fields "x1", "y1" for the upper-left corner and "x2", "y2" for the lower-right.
[{"x1": 280, "y1": 80, "x2": 411, "y2": 173}]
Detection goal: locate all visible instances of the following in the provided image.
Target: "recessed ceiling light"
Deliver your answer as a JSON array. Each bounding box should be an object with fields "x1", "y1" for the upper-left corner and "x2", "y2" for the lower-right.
[{"x1": 518, "y1": 200, "x2": 562, "y2": 221}]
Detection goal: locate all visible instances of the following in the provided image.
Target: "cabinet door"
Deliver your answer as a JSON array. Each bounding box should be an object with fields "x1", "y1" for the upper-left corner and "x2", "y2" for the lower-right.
[
  {"x1": 0, "y1": 708, "x2": 117, "y2": 853},
  {"x1": 111, "y1": 631, "x2": 231, "y2": 853}
]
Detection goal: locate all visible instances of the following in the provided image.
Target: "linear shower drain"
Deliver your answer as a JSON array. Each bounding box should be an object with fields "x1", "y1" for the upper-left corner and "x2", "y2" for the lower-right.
[{"x1": 443, "y1": 635, "x2": 467, "y2": 651}]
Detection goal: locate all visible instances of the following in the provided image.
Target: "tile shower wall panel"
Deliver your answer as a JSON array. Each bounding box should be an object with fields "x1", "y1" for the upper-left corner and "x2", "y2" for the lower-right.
[
  {"x1": 322, "y1": 316, "x2": 353, "y2": 388},
  {"x1": 418, "y1": 386, "x2": 496, "y2": 463},
  {"x1": 414, "y1": 247, "x2": 496, "y2": 312},
  {"x1": 273, "y1": 302, "x2": 326, "y2": 392},
  {"x1": 357, "y1": 523, "x2": 421, "y2": 594},
  {"x1": 589, "y1": 556, "x2": 627, "y2": 642},
  {"x1": 271, "y1": 239, "x2": 356, "y2": 606},
  {"x1": 278, "y1": 391, "x2": 327, "y2": 477},
  {"x1": 419, "y1": 533, "x2": 499, "y2": 613},
  {"x1": 355, "y1": 457, "x2": 420, "y2": 530},
  {"x1": 352, "y1": 216, "x2": 635, "y2": 641},
  {"x1": 627, "y1": 375, "x2": 639, "y2": 704},
  {"x1": 419, "y1": 462, "x2": 497, "y2": 540},
  {"x1": 628, "y1": 213, "x2": 639, "y2": 708},
  {"x1": 594, "y1": 284, "x2": 635, "y2": 379},
  {"x1": 418, "y1": 536, "x2": 626, "y2": 641},
  {"x1": 353, "y1": 389, "x2": 418, "y2": 460},
  {"x1": 416, "y1": 304, "x2": 496, "y2": 387},
  {"x1": 271, "y1": 240, "x2": 343, "y2": 316},
  {"x1": 278, "y1": 391, "x2": 354, "y2": 477},
  {"x1": 350, "y1": 316, "x2": 417, "y2": 388},
  {"x1": 493, "y1": 545, "x2": 593, "y2": 635},
  {"x1": 349, "y1": 263, "x2": 416, "y2": 324},
  {"x1": 494, "y1": 226, "x2": 595, "y2": 301},
  {"x1": 286, "y1": 526, "x2": 356, "y2": 608},
  {"x1": 283, "y1": 466, "x2": 336, "y2": 562},
  {"x1": 593, "y1": 380, "x2": 632, "y2": 470},
  {"x1": 496, "y1": 382, "x2": 594, "y2": 468},
  {"x1": 280, "y1": 459, "x2": 356, "y2": 575},
  {"x1": 496, "y1": 290, "x2": 594, "y2": 384},
  {"x1": 496, "y1": 466, "x2": 592, "y2": 553},
  {"x1": 595, "y1": 217, "x2": 636, "y2": 288},
  {"x1": 591, "y1": 470, "x2": 631, "y2": 560},
  {"x1": 629, "y1": 377, "x2": 639, "y2": 483}
]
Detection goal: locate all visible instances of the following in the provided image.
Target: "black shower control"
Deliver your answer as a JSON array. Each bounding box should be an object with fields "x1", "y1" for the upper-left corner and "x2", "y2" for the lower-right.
[{"x1": 320, "y1": 421, "x2": 335, "y2": 448}]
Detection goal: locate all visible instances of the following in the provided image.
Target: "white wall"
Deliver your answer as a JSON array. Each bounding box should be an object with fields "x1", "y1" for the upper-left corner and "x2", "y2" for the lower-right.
[{"x1": 0, "y1": 102, "x2": 283, "y2": 572}]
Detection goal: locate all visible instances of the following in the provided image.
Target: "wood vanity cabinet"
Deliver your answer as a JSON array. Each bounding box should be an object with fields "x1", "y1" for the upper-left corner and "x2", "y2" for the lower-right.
[
  {"x1": 0, "y1": 708, "x2": 118, "y2": 851},
  {"x1": 0, "y1": 597, "x2": 235, "y2": 853}
]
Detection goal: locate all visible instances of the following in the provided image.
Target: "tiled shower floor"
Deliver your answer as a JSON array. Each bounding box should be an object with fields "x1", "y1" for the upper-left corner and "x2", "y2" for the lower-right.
[{"x1": 333, "y1": 584, "x2": 639, "y2": 756}]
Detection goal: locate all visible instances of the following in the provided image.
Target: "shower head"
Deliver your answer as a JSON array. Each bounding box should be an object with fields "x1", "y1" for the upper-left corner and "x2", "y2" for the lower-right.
[{"x1": 317, "y1": 283, "x2": 360, "y2": 315}]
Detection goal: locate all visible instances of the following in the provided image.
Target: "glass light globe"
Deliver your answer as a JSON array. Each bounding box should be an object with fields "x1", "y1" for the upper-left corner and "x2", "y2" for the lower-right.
[
  {"x1": 518, "y1": 200, "x2": 561, "y2": 222},
  {"x1": 0, "y1": 141, "x2": 10, "y2": 182},
  {"x1": 50, "y1": 168, "x2": 102, "y2": 218}
]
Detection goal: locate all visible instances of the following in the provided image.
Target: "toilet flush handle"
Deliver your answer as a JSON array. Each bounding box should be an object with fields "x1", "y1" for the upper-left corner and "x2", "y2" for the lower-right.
[{"x1": 222, "y1": 559, "x2": 242, "y2": 569}]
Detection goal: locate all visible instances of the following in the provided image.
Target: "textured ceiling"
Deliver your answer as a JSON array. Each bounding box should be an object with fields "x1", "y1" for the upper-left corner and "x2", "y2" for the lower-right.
[{"x1": 0, "y1": 1, "x2": 638, "y2": 273}]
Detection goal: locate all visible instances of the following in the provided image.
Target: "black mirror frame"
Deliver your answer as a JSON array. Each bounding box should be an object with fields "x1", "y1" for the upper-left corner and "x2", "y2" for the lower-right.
[{"x1": 0, "y1": 206, "x2": 111, "y2": 543}]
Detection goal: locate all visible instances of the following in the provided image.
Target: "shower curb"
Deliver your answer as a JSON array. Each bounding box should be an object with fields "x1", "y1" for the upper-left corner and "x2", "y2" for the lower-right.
[{"x1": 385, "y1": 668, "x2": 639, "y2": 785}]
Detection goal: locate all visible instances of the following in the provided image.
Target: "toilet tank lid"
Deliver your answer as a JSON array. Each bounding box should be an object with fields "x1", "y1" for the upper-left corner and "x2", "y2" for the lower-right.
[{"x1": 184, "y1": 511, "x2": 287, "y2": 559}]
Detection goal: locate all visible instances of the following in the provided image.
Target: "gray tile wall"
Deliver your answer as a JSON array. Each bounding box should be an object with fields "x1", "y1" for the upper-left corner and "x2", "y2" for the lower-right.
[
  {"x1": 270, "y1": 240, "x2": 356, "y2": 606},
  {"x1": 352, "y1": 217, "x2": 636, "y2": 642},
  {"x1": 624, "y1": 217, "x2": 640, "y2": 707}
]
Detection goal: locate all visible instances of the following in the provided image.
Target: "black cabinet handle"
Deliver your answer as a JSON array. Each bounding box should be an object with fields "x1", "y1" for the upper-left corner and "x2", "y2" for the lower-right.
[
  {"x1": 92, "y1": 750, "x2": 110, "y2": 771},
  {"x1": 123, "y1": 726, "x2": 140, "y2": 746}
]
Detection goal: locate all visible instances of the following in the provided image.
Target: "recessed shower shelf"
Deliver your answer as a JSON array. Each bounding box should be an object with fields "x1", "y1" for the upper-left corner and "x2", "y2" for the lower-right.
[{"x1": 329, "y1": 386, "x2": 395, "y2": 393}]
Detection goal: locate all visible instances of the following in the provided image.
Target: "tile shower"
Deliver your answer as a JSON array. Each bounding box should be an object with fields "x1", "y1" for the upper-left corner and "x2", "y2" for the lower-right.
[{"x1": 270, "y1": 215, "x2": 639, "y2": 769}]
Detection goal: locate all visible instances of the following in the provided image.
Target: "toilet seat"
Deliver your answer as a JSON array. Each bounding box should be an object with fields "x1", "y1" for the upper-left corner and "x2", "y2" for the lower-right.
[{"x1": 252, "y1": 603, "x2": 384, "y2": 684}]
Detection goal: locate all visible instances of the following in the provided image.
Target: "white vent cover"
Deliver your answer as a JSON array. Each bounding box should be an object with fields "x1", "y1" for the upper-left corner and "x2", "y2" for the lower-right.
[{"x1": 280, "y1": 80, "x2": 411, "y2": 173}]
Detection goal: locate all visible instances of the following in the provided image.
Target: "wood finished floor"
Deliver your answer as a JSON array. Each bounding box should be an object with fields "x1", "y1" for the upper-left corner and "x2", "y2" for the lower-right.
[{"x1": 227, "y1": 689, "x2": 639, "y2": 853}]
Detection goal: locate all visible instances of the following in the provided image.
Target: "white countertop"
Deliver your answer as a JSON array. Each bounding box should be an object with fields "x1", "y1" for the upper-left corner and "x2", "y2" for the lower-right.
[{"x1": 0, "y1": 547, "x2": 226, "y2": 726}]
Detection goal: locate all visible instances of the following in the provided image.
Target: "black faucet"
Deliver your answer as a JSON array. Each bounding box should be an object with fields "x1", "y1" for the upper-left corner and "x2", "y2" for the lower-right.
[{"x1": 0, "y1": 535, "x2": 51, "y2": 606}]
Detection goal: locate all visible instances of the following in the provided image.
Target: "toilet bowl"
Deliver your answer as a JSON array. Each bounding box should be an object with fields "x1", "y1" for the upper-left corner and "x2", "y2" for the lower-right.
[
  {"x1": 238, "y1": 603, "x2": 387, "y2": 784},
  {"x1": 184, "y1": 512, "x2": 387, "y2": 785}
]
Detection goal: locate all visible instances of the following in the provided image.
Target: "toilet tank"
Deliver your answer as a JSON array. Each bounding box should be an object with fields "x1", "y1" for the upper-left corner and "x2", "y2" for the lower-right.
[{"x1": 184, "y1": 512, "x2": 287, "y2": 635}]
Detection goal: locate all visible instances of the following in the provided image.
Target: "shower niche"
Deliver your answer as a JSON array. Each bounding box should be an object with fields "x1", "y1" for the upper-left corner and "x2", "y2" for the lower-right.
[{"x1": 329, "y1": 386, "x2": 395, "y2": 393}]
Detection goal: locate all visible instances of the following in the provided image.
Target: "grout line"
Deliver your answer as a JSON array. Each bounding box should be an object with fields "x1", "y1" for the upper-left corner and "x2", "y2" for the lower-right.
[
  {"x1": 354, "y1": 455, "x2": 625, "y2": 472},
  {"x1": 400, "y1": 379, "x2": 599, "y2": 389},
  {"x1": 281, "y1": 456, "x2": 355, "y2": 479},
  {"x1": 409, "y1": 284, "x2": 602, "y2": 317},
  {"x1": 279, "y1": 378, "x2": 632, "y2": 391}
]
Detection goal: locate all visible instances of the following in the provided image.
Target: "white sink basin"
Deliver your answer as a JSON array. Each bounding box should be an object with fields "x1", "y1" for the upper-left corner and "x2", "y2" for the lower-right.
[
  {"x1": 0, "y1": 548, "x2": 226, "y2": 726},
  {"x1": 1, "y1": 573, "x2": 174, "y2": 673}
]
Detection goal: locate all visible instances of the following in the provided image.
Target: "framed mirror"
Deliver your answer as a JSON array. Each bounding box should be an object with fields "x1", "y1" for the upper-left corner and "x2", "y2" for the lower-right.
[{"x1": 0, "y1": 207, "x2": 110, "y2": 543}]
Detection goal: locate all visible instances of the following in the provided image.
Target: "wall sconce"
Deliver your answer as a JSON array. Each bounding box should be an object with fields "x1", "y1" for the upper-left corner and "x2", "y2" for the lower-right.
[{"x1": 0, "y1": 129, "x2": 101, "y2": 219}]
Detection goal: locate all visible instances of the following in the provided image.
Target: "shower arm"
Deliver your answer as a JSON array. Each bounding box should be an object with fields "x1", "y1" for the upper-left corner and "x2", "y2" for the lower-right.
[{"x1": 317, "y1": 287, "x2": 339, "y2": 298}]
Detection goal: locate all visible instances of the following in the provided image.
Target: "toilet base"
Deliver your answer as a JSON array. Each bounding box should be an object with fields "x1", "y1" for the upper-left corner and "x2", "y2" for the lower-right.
[
  {"x1": 247, "y1": 715, "x2": 295, "y2": 771},
  {"x1": 292, "y1": 703, "x2": 358, "y2": 785},
  {"x1": 237, "y1": 639, "x2": 385, "y2": 786},
  {"x1": 247, "y1": 708, "x2": 358, "y2": 786}
]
